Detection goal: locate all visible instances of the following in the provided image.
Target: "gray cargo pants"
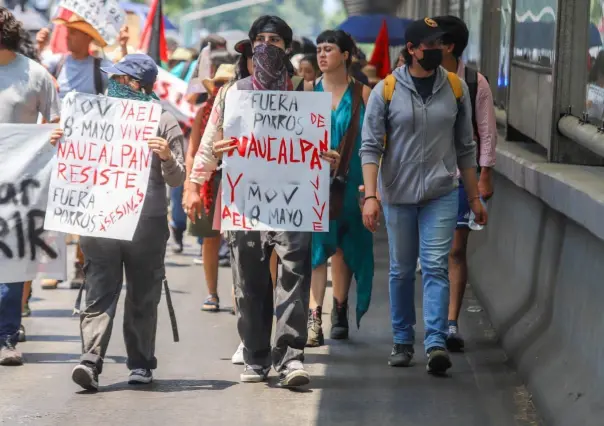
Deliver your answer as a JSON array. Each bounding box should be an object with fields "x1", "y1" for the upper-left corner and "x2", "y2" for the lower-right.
[
  {"x1": 78, "y1": 216, "x2": 169, "y2": 374},
  {"x1": 228, "y1": 230, "x2": 312, "y2": 373}
]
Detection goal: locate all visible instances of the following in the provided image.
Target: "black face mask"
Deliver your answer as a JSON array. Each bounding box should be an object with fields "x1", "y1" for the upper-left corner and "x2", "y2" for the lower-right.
[{"x1": 417, "y1": 48, "x2": 443, "y2": 71}]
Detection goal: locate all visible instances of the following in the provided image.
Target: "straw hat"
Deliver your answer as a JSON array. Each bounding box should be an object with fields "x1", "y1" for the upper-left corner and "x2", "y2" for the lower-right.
[
  {"x1": 52, "y1": 13, "x2": 107, "y2": 47},
  {"x1": 170, "y1": 47, "x2": 194, "y2": 62},
  {"x1": 362, "y1": 64, "x2": 380, "y2": 85},
  {"x1": 202, "y1": 64, "x2": 236, "y2": 93}
]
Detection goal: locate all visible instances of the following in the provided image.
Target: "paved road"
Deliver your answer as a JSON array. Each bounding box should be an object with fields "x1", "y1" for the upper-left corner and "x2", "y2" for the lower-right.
[{"x1": 1, "y1": 230, "x2": 541, "y2": 426}]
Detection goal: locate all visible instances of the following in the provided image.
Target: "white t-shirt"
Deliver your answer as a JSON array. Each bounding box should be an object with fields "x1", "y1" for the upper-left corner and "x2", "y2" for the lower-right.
[{"x1": 0, "y1": 53, "x2": 60, "y2": 124}]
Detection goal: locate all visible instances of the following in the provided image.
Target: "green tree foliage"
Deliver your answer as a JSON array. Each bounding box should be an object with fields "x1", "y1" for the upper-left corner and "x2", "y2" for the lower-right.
[
  {"x1": 591, "y1": 0, "x2": 603, "y2": 26},
  {"x1": 323, "y1": 3, "x2": 346, "y2": 30}
]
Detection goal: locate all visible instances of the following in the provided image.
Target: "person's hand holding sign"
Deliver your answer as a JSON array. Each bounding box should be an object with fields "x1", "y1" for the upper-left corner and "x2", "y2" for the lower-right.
[
  {"x1": 320, "y1": 150, "x2": 340, "y2": 171},
  {"x1": 212, "y1": 139, "x2": 237, "y2": 159},
  {"x1": 148, "y1": 137, "x2": 172, "y2": 161},
  {"x1": 49, "y1": 128, "x2": 64, "y2": 147}
]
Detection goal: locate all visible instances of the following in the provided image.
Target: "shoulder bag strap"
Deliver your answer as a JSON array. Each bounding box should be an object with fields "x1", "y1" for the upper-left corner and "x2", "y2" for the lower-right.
[
  {"x1": 53, "y1": 54, "x2": 67, "y2": 79},
  {"x1": 464, "y1": 67, "x2": 480, "y2": 143},
  {"x1": 334, "y1": 80, "x2": 364, "y2": 179},
  {"x1": 93, "y1": 57, "x2": 103, "y2": 95}
]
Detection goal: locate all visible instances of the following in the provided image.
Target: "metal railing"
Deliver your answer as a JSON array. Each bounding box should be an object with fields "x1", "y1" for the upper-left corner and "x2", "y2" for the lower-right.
[{"x1": 558, "y1": 115, "x2": 604, "y2": 159}]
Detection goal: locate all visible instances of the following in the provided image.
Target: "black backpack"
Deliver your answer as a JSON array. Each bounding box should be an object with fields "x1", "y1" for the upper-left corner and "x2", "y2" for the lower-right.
[
  {"x1": 464, "y1": 67, "x2": 489, "y2": 163},
  {"x1": 53, "y1": 54, "x2": 104, "y2": 95}
]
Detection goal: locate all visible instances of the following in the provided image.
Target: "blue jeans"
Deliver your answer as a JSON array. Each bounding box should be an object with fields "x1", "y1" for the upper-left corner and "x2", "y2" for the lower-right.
[
  {"x1": 0, "y1": 282, "x2": 24, "y2": 346},
  {"x1": 382, "y1": 189, "x2": 458, "y2": 351},
  {"x1": 170, "y1": 185, "x2": 187, "y2": 231}
]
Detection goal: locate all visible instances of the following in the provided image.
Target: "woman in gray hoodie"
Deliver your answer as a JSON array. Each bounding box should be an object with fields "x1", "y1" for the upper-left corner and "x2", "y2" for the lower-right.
[{"x1": 359, "y1": 18, "x2": 487, "y2": 375}]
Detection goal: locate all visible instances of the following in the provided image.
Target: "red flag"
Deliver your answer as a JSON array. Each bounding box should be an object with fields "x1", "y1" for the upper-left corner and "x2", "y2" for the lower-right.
[
  {"x1": 49, "y1": 7, "x2": 73, "y2": 54},
  {"x1": 369, "y1": 20, "x2": 391, "y2": 79},
  {"x1": 139, "y1": 0, "x2": 168, "y2": 63}
]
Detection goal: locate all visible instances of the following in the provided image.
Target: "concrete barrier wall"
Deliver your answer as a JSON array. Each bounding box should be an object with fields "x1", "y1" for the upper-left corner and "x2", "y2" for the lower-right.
[{"x1": 467, "y1": 140, "x2": 604, "y2": 426}]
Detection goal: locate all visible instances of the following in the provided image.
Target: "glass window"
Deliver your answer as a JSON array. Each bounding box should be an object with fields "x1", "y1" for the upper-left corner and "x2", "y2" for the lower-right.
[
  {"x1": 587, "y1": 0, "x2": 604, "y2": 124},
  {"x1": 448, "y1": 0, "x2": 462, "y2": 18},
  {"x1": 513, "y1": 0, "x2": 557, "y2": 66},
  {"x1": 463, "y1": 0, "x2": 483, "y2": 69},
  {"x1": 497, "y1": 0, "x2": 512, "y2": 108}
]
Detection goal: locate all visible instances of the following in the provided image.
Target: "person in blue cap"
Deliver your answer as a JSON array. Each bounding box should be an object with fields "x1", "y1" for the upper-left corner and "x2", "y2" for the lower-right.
[{"x1": 49, "y1": 53, "x2": 186, "y2": 392}]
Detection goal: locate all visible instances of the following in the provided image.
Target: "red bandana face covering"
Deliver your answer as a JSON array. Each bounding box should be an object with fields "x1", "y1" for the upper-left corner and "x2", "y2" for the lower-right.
[{"x1": 251, "y1": 43, "x2": 292, "y2": 91}]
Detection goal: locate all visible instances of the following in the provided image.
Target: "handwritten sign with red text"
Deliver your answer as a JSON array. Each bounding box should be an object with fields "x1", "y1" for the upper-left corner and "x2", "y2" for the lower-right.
[
  {"x1": 221, "y1": 90, "x2": 331, "y2": 232},
  {"x1": 44, "y1": 92, "x2": 161, "y2": 240},
  {"x1": 155, "y1": 67, "x2": 199, "y2": 127}
]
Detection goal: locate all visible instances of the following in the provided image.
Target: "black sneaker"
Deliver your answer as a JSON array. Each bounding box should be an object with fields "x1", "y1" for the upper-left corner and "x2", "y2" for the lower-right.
[
  {"x1": 278, "y1": 360, "x2": 310, "y2": 388},
  {"x1": 128, "y1": 368, "x2": 153, "y2": 384},
  {"x1": 240, "y1": 365, "x2": 270, "y2": 383},
  {"x1": 171, "y1": 226, "x2": 184, "y2": 254},
  {"x1": 71, "y1": 362, "x2": 99, "y2": 391},
  {"x1": 426, "y1": 347, "x2": 452, "y2": 375},
  {"x1": 330, "y1": 298, "x2": 349, "y2": 340},
  {"x1": 388, "y1": 344, "x2": 414, "y2": 367},
  {"x1": 446, "y1": 325, "x2": 465, "y2": 352}
]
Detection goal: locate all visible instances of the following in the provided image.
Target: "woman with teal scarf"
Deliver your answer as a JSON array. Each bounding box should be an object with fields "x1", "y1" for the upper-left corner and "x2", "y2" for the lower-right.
[
  {"x1": 306, "y1": 31, "x2": 374, "y2": 347},
  {"x1": 49, "y1": 54, "x2": 186, "y2": 391}
]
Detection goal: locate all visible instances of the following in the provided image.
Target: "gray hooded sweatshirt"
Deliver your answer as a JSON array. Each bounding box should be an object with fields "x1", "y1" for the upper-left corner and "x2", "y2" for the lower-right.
[{"x1": 359, "y1": 65, "x2": 477, "y2": 205}]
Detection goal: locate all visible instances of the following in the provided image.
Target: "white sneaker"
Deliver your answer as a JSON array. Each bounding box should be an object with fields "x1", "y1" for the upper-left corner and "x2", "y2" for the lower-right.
[
  {"x1": 416, "y1": 258, "x2": 421, "y2": 273},
  {"x1": 231, "y1": 342, "x2": 244, "y2": 365}
]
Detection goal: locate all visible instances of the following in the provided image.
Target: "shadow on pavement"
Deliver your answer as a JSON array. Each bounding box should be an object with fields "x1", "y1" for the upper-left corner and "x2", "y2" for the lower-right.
[
  {"x1": 313, "y1": 228, "x2": 537, "y2": 426},
  {"x1": 24, "y1": 353, "x2": 127, "y2": 364},
  {"x1": 30, "y1": 309, "x2": 75, "y2": 318},
  {"x1": 24, "y1": 335, "x2": 80, "y2": 342},
  {"x1": 164, "y1": 261, "x2": 192, "y2": 268},
  {"x1": 98, "y1": 379, "x2": 238, "y2": 393}
]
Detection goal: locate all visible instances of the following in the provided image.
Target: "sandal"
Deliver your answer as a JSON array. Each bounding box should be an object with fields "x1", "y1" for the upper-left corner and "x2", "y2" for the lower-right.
[{"x1": 202, "y1": 295, "x2": 220, "y2": 312}]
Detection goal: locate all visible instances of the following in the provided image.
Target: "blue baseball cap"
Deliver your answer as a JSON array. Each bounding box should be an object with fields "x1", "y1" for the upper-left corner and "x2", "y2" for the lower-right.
[{"x1": 100, "y1": 53, "x2": 158, "y2": 85}]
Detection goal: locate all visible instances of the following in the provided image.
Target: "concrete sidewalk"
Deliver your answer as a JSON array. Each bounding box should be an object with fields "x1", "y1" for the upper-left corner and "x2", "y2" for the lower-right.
[{"x1": 0, "y1": 230, "x2": 541, "y2": 425}]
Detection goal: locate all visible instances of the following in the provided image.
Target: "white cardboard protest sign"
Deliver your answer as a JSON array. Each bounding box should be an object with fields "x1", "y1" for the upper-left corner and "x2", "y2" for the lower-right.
[
  {"x1": 155, "y1": 67, "x2": 199, "y2": 125},
  {"x1": 44, "y1": 92, "x2": 161, "y2": 241},
  {"x1": 57, "y1": 0, "x2": 125, "y2": 45},
  {"x1": 221, "y1": 90, "x2": 332, "y2": 232},
  {"x1": 0, "y1": 125, "x2": 67, "y2": 283}
]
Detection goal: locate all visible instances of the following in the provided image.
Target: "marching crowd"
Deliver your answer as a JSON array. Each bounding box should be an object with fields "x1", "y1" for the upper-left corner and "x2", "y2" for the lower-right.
[{"x1": 0, "y1": 7, "x2": 495, "y2": 392}]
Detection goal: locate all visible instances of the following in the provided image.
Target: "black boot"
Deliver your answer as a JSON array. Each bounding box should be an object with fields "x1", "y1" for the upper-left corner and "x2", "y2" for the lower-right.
[
  {"x1": 330, "y1": 298, "x2": 349, "y2": 340},
  {"x1": 171, "y1": 226, "x2": 184, "y2": 253},
  {"x1": 306, "y1": 306, "x2": 324, "y2": 347}
]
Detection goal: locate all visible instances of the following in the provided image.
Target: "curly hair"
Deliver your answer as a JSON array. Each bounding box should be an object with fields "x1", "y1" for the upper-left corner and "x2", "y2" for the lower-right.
[
  {"x1": 0, "y1": 7, "x2": 22, "y2": 52},
  {"x1": 17, "y1": 28, "x2": 38, "y2": 61}
]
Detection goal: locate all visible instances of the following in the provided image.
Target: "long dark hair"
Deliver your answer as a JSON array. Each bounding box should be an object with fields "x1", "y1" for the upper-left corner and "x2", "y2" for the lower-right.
[
  {"x1": 17, "y1": 29, "x2": 38, "y2": 62},
  {"x1": 235, "y1": 40, "x2": 252, "y2": 79},
  {"x1": 316, "y1": 30, "x2": 356, "y2": 68}
]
